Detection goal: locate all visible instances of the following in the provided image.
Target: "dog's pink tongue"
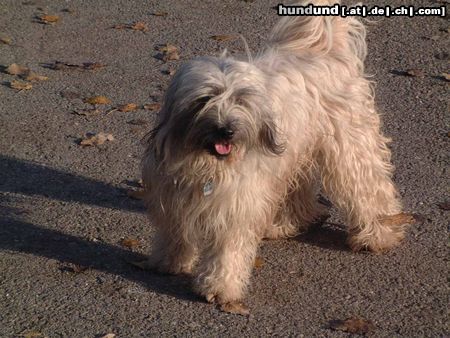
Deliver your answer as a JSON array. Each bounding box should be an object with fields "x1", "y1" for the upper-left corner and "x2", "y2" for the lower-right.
[{"x1": 215, "y1": 142, "x2": 232, "y2": 155}]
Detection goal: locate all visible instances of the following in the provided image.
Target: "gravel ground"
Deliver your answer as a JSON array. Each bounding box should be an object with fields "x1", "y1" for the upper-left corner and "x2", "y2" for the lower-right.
[{"x1": 0, "y1": 0, "x2": 448, "y2": 337}]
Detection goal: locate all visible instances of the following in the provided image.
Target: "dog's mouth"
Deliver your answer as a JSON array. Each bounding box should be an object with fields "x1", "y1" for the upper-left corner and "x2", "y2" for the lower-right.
[{"x1": 214, "y1": 141, "x2": 232, "y2": 156}]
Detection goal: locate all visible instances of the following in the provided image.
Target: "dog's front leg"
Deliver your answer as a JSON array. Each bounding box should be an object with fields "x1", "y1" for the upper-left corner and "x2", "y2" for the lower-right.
[{"x1": 194, "y1": 226, "x2": 260, "y2": 304}]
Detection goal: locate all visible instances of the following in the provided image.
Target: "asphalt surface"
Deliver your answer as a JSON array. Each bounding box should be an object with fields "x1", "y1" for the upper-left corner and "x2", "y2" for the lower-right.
[{"x1": 0, "y1": 0, "x2": 448, "y2": 337}]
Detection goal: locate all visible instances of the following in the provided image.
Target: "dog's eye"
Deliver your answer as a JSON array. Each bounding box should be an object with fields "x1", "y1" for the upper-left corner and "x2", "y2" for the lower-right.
[{"x1": 193, "y1": 96, "x2": 212, "y2": 112}]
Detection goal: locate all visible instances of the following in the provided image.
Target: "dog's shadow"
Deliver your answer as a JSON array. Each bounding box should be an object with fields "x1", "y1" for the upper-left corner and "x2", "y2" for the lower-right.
[
  {"x1": 294, "y1": 220, "x2": 350, "y2": 252},
  {"x1": 0, "y1": 155, "x2": 349, "y2": 302},
  {"x1": 0, "y1": 155, "x2": 200, "y2": 302},
  {"x1": 0, "y1": 154, "x2": 143, "y2": 212},
  {"x1": 0, "y1": 210, "x2": 200, "y2": 302}
]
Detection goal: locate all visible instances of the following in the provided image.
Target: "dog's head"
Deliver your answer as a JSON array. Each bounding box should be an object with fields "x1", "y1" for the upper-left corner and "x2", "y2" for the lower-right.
[{"x1": 149, "y1": 56, "x2": 285, "y2": 165}]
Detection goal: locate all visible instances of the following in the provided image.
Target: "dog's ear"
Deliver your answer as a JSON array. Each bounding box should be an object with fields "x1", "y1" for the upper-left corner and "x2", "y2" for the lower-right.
[{"x1": 259, "y1": 119, "x2": 285, "y2": 155}]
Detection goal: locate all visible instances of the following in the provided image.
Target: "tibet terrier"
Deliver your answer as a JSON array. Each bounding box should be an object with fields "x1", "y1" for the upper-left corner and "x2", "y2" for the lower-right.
[{"x1": 142, "y1": 0, "x2": 407, "y2": 306}]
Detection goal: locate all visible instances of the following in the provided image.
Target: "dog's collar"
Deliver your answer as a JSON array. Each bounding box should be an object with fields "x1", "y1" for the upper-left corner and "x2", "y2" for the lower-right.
[{"x1": 203, "y1": 177, "x2": 214, "y2": 196}]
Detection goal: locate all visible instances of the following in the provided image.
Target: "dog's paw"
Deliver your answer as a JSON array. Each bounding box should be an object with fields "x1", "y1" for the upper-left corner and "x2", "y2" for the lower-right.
[
  {"x1": 348, "y1": 227, "x2": 405, "y2": 254},
  {"x1": 195, "y1": 280, "x2": 245, "y2": 305}
]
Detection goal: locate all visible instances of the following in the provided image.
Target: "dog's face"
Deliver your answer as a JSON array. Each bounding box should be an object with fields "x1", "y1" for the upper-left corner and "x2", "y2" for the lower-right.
[{"x1": 151, "y1": 56, "x2": 284, "y2": 164}]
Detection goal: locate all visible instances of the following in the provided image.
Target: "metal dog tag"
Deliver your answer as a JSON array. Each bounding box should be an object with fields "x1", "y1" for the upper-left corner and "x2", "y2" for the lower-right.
[{"x1": 203, "y1": 180, "x2": 214, "y2": 196}]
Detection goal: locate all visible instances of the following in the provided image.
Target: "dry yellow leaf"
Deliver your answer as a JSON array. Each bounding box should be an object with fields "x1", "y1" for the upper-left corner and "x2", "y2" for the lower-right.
[
  {"x1": 118, "y1": 103, "x2": 138, "y2": 112},
  {"x1": 131, "y1": 21, "x2": 149, "y2": 32},
  {"x1": 210, "y1": 35, "x2": 237, "y2": 42},
  {"x1": 143, "y1": 103, "x2": 161, "y2": 111},
  {"x1": 406, "y1": 69, "x2": 425, "y2": 77},
  {"x1": 158, "y1": 43, "x2": 177, "y2": 54},
  {"x1": 120, "y1": 238, "x2": 140, "y2": 249},
  {"x1": 79, "y1": 132, "x2": 114, "y2": 146},
  {"x1": 0, "y1": 35, "x2": 12, "y2": 45},
  {"x1": 152, "y1": 11, "x2": 168, "y2": 16},
  {"x1": 84, "y1": 95, "x2": 111, "y2": 105},
  {"x1": 157, "y1": 44, "x2": 180, "y2": 61},
  {"x1": 329, "y1": 317, "x2": 375, "y2": 334},
  {"x1": 254, "y1": 256, "x2": 264, "y2": 268},
  {"x1": 21, "y1": 330, "x2": 45, "y2": 338},
  {"x1": 220, "y1": 302, "x2": 250, "y2": 316},
  {"x1": 39, "y1": 14, "x2": 60, "y2": 24},
  {"x1": 23, "y1": 71, "x2": 48, "y2": 82},
  {"x1": 441, "y1": 73, "x2": 450, "y2": 81},
  {"x1": 5, "y1": 63, "x2": 29, "y2": 76},
  {"x1": 9, "y1": 80, "x2": 32, "y2": 91}
]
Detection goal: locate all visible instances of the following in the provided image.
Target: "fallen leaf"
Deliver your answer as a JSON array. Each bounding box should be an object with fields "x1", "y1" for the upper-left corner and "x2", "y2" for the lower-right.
[
  {"x1": 379, "y1": 213, "x2": 416, "y2": 227},
  {"x1": 120, "y1": 238, "x2": 140, "y2": 249},
  {"x1": 9, "y1": 80, "x2": 32, "y2": 91},
  {"x1": 72, "y1": 108, "x2": 101, "y2": 117},
  {"x1": 220, "y1": 302, "x2": 250, "y2": 316},
  {"x1": 81, "y1": 62, "x2": 106, "y2": 71},
  {"x1": 438, "y1": 201, "x2": 450, "y2": 210},
  {"x1": 143, "y1": 103, "x2": 161, "y2": 111},
  {"x1": 46, "y1": 60, "x2": 79, "y2": 70},
  {"x1": 152, "y1": 11, "x2": 168, "y2": 16},
  {"x1": 23, "y1": 71, "x2": 48, "y2": 82},
  {"x1": 254, "y1": 256, "x2": 264, "y2": 268},
  {"x1": 127, "y1": 189, "x2": 146, "y2": 200},
  {"x1": 127, "y1": 118, "x2": 148, "y2": 125},
  {"x1": 21, "y1": 330, "x2": 45, "y2": 338},
  {"x1": 156, "y1": 44, "x2": 180, "y2": 62},
  {"x1": 0, "y1": 35, "x2": 12, "y2": 45},
  {"x1": 406, "y1": 69, "x2": 425, "y2": 77},
  {"x1": 329, "y1": 317, "x2": 375, "y2": 334},
  {"x1": 100, "y1": 334, "x2": 115, "y2": 338},
  {"x1": 5, "y1": 63, "x2": 29, "y2": 76},
  {"x1": 118, "y1": 103, "x2": 138, "y2": 112},
  {"x1": 157, "y1": 43, "x2": 177, "y2": 53},
  {"x1": 59, "y1": 264, "x2": 89, "y2": 273},
  {"x1": 440, "y1": 73, "x2": 450, "y2": 81},
  {"x1": 114, "y1": 22, "x2": 148, "y2": 32},
  {"x1": 210, "y1": 34, "x2": 238, "y2": 42},
  {"x1": 38, "y1": 14, "x2": 60, "y2": 24},
  {"x1": 79, "y1": 132, "x2": 114, "y2": 146},
  {"x1": 45, "y1": 61, "x2": 105, "y2": 71},
  {"x1": 84, "y1": 95, "x2": 111, "y2": 105},
  {"x1": 131, "y1": 21, "x2": 149, "y2": 32}
]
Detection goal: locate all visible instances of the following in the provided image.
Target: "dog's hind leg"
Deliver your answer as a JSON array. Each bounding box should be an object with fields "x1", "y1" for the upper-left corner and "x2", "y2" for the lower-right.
[{"x1": 319, "y1": 113, "x2": 405, "y2": 253}]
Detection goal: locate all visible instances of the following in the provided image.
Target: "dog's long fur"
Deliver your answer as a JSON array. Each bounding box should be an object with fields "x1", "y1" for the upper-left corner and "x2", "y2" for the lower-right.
[{"x1": 142, "y1": 0, "x2": 405, "y2": 304}]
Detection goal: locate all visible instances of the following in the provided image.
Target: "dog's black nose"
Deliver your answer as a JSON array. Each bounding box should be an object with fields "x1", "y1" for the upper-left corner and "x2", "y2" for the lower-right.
[{"x1": 218, "y1": 127, "x2": 234, "y2": 139}]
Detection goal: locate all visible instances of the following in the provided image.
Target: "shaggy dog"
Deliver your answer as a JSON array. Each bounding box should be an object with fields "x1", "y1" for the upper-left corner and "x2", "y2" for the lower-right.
[{"x1": 142, "y1": 0, "x2": 406, "y2": 305}]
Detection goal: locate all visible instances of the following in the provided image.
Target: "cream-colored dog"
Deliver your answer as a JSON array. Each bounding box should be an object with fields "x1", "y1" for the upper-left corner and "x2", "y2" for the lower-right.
[{"x1": 142, "y1": 0, "x2": 406, "y2": 305}]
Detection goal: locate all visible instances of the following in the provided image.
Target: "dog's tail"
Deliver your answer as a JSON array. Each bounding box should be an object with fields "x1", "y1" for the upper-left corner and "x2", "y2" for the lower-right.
[{"x1": 268, "y1": 0, "x2": 367, "y2": 66}]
